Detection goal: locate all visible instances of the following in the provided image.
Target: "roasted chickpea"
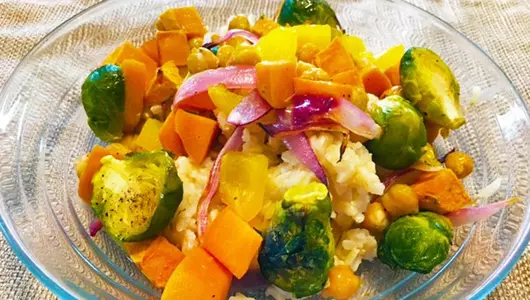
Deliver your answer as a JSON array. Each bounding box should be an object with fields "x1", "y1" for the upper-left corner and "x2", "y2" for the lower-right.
[
  {"x1": 211, "y1": 34, "x2": 221, "y2": 43},
  {"x1": 188, "y1": 37, "x2": 204, "y2": 49},
  {"x1": 228, "y1": 14, "x2": 251, "y2": 31},
  {"x1": 445, "y1": 151, "x2": 474, "y2": 179},
  {"x1": 228, "y1": 44, "x2": 261, "y2": 66},
  {"x1": 361, "y1": 202, "x2": 390, "y2": 233},
  {"x1": 217, "y1": 44, "x2": 235, "y2": 67},
  {"x1": 322, "y1": 266, "x2": 361, "y2": 300},
  {"x1": 226, "y1": 36, "x2": 247, "y2": 48},
  {"x1": 198, "y1": 47, "x2": 219, "y2": 69},
  {"x1": 381, "y1": 85, "x2": 404, "y2": 99},
  {"x1": 298, "y1": 42, "x2": 320, "y2": 63},
  {"x1": 300, "y1": 68, "x2": 330, "y2": 81},
  {"x1": 186, "y1": 49, "x2": 208, "y2": 74},
  {"x1": 380, "y1": 184, "x2": 419, "y2": 219},
  {"x1": 296, "y1": 61, "x2": 314, "y2": 76}
]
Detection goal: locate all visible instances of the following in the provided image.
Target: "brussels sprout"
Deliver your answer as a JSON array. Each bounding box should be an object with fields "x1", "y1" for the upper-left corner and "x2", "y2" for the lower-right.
[
  {"x1": 91, "y1": 150, "x2": 183, "y2": 242},
  {"x1": 400, "y1": 47, "x2": 465, "y2": 129},
  {"x1": 258, "y1": 183, "x2": 334, "y2": 298},
  {"x1": 366, "y1": 95, "x2": 427, "y2": 170},
  {"x1": 277, "y1": 0, "x2": 342, "y2": 30},
  {"x1": 82, "y1": 64, "x2": 125, "y2": 142},
  {"x1": 378, "y1": 212, "x2": 453, "y2": 273}
]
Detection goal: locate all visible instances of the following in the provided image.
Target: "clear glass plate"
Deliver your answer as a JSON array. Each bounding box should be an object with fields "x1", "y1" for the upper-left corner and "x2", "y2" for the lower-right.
[{"x1": 0, "y1": 0, "x2": 528, "y2": 299}]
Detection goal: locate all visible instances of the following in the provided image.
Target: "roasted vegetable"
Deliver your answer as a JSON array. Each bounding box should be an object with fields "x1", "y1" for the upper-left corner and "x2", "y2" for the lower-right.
[
  {"x1": 91, "y1": 150, "x2": 183, "y2": 242},
  {"x1": 277, "y1": 0, "x2": 341, "y2": 30},
  {"x1": 366, "y1": 95, "x2": 427, "y2": 170},
  {"x1": 361, "y1": 202, "x2": 390, "y2": 233},
  {"x1": 400, "y1": 47, "x2": 465, "y2": 129},
  {"x1": 380, "y1": 184, "x2": 419, "y2": 219},
  {"x1": 202, "y1": 208, "x2": 263, "y2": 279},
  {"x1": 322, "y1": 265, "x2": 361, "y2": 300},
  {"x1": 82, "y1": 64, "x2": 125, "y2": 142},
  {"x1": 258, "y1": 183, "x2": 334, "y2": 297},
  {"x1": 411, "y1": 169, "x2": 472, "y2": 214},
  {"x1": 161, "y1": 247, "x2": 232, "y2": 300},
  {"x1": 140, "y1": 236, "x2": 185, "y2": 288},
  {"x1": 445, "y1": 151, "x2": 474, "y2": 179},
  {"x1": 378, "y1": 212, "x2": 453, "y2": 273}
]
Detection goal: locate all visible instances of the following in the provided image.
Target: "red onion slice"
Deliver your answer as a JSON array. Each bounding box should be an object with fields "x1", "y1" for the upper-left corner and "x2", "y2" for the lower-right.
[
  {"x1": 289, "y1": 94, "x2": 382, "y2": 139},
  {"x1": 328, "y1": 98, "x2": 382, "y2": 139},
  {"x1": 89, "y1": 219, "x2": 103, "y2": 237},
  {"x1": 197, "y1": 126, "x2": 245, "y2": 237},
  {"x1": 446, "y1": 197, "x2": 519, "y2": 227},
  {"x1": 203, "y1": 29, "x2": 259, "y2": 49},
  {"x1": 173, "y1": 66, "x2": 257, "y2": 109},
  {"x1": 227, "y1": 90, "x2": 272, "y2": 126},
  {"x1": 282, "y1": 133, "x2": 328, "y2": 185}
]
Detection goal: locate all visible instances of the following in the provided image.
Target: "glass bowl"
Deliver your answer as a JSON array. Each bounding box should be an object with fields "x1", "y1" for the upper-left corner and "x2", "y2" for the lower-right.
[{"x1": 0, "y1": 0, "x2": 529, "y2": 299}]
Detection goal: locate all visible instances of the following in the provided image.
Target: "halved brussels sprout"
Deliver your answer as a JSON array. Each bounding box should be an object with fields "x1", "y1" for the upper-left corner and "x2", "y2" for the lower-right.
[
  {"x1": 259, "y1": 183, "x2": 334, "y2": 298},
  {"x1": 400, "y1": 47, "x2": 465, "y2": 129},
  {"x1": 366, "y1": 95, "x2": 427, "y2": 170},
  {"x1": 82, "y1": 64, "x2": 125, "y2": 142},
  {"x1": 277, "y1": 0, "x2": 342, "y2": 30},
  {"x1": 91, "y1": 150, "x2": 182, "y2": 242}
]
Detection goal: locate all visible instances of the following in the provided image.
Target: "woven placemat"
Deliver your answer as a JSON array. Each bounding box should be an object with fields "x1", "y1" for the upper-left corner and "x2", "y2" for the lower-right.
[{"x1": 0, "y1": 0, "x2": 528, "y2": 299}]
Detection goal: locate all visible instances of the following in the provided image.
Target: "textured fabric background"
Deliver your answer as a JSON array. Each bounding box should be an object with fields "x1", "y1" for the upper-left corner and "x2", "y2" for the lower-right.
[{"x1": 0, "y1": 0, "x2": 528, "y2": 299}]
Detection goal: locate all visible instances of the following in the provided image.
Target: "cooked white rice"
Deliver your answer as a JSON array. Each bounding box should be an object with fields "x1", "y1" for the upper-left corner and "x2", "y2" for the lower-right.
[{"x1": 164, "y1": 130, "x2": 384, "y2": 294}]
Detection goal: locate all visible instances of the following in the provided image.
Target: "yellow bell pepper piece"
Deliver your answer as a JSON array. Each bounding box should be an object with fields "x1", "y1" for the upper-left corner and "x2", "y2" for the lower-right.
[
  {"x1": 293, "y1": 24, "x2": 332, "y2": 51},
  {"x1": 208, "y1": 84, "x2": 244, "y2": 115},
  {"x1": 339, "y1": 35, "x2": 366, "y2": 58},
  {"x1": 374, "y1": 44, "x2": 405, "y2": 72},
  {"x1": 219, "y1": 152, "x2": 268, "y2": 221},
  {"x1": 256, "y1": 27, "x2": 297, "y2": 62},
  {"x1": 134, "y1": 118, "x2": 163, "y2": 151}
]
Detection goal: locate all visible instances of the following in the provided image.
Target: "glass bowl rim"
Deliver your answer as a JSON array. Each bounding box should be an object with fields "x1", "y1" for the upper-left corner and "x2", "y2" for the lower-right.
[{"x1": 0, "y1": 0, "x2": 528, "y2": 299}]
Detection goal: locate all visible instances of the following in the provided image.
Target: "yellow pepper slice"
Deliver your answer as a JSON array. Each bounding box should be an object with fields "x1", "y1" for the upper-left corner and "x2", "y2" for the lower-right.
[{"x1": 219, "y1": 152, "x2": 268, "y2": 221}]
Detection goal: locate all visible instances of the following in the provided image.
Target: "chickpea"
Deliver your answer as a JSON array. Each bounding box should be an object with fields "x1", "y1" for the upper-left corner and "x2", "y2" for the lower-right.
[
  {"x1": 217, "y1": 44, "x2": 235, "y2": 67},
  {"x1": 296, "y1": 61, "x2": 330, "y2": 81},
  {"x1": 187, "y1": 49, "x2": 209, "y2": 74},
  {"x1": 198, "y1": 47, "x2": 219, "y2": 69},
  {"x1": 380, "y1": 184, "x2": 419, "y2": 219},
  {"x1": 445, "y1": 151, "x2": 474, "y2": 179},
  {"x1": 228, "y1": 44, "x2": 261, "y2": 66},
  {"x1": 381, "y1": 85, "x2": 404, "y2": 99},
  {"x1": 361, "y1": 202, "x2": 390, "y2": 233},
  {"x1": 228, "y1": 14, "x2": 251, "y2": 31},
  {"x1": 298, "y1": 42, "x2": 320, "y2": 63},
  {"x1": 188, "y1": 37, "x2": 204, "y2": 49},
  {"x1": 226, "y1": 36, "x2": 247, "y2": 48},
  {"x1": 211, "y1": 34, "x2": 222, "y2": 43},
  {"x1": 322, "y1": 265, "x2": 361, "y2": 300},
  {"x1": 296, "y1": 61, "x2": 315, "y2": 76},
  {"x1": 300, "y1": 68, "x2": 330, "y2": 81},
  {"x1": 150, "y1": 104, "x2": 164, "y2": 120}
]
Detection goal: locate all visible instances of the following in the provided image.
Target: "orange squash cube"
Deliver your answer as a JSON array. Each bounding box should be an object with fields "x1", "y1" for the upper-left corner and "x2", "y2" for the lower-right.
[
  {"x1": 256, "y1": 60, "x2": 296, "y2": 108},
  {"x1": 202, "y1": 208, "x2": 263, "y2": 279},
  {"x1": 161, "y1": 247, "x2": 232, "y2": 300}
]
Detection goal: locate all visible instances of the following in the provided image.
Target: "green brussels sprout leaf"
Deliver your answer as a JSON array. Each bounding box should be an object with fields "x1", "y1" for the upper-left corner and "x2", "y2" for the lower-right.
[
  {"x1": 366, "y1": 95, "x2": 427, "y2": 170},
  {"x1": 400, "y1": 47, "x2": 465, "y2": 130},
  {"x1": 378, "y1": 212, "x2": 453, "y2": 273},
  {"x1": 82, "y1": 64, "x2": 125, "y2": 142},
  {"x1": 259, "y1": 182, "x2": 334, "y2": 298},
  {"x1": 277, "y1": 0, "x2": 342, "y2": 30},
  {"x1": 91, "y1": 150, "x2": 183, "y2": 242}
]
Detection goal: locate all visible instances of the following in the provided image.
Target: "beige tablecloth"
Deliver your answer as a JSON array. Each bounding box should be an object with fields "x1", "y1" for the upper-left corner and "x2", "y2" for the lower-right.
[{"x1": 0, "y1": 0, "x2": 529, "y2": 299}]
